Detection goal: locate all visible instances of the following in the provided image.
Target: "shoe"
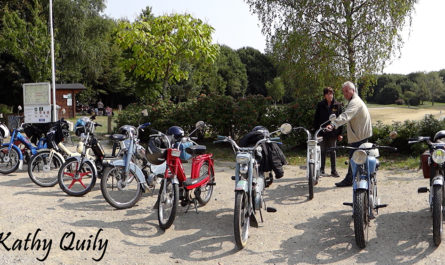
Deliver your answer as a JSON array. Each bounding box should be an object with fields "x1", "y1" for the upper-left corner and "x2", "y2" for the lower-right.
[
  {"x1": 335, "y1": 179, "x2": 352, "y2": 187},
  {"x1": 331, "y1": 171, "x2": 340, "y2": 178}
]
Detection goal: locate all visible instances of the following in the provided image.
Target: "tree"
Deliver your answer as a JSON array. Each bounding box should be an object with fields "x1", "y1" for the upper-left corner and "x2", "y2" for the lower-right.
[
  {"x1": 266, "y1": 77, "x2": 285, "y2": 106},
  {"x1": 236, "y1": 47, "x2": 276, "y2": 96},
  {"x1": 245, "y1": 0, "x2": 416, "y2": 89},
  {"x1": 116, "y1": 13, "x2": 220, "y2": 100}
]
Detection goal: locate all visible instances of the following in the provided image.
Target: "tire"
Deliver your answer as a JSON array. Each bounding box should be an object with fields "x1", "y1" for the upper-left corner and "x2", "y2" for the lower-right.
[
  {"x1": 196, "y1": 161, "x2": 214, "y2": 206},
  {"x1": 28, "y1": 150, "x2": 63, "y2": 187},
  {"x1": 100, "y1": 166, "x2": 142, "y2": 209},
  {"x1": 432, "y1": 185, "x2": 443, "y2": 246},
  {"x1": 353, "y1": 189, "x2": 369, "y2": 249},
  {"x1": 157, "y1": 178, "x2": 178, "y2": 230},
  {"x1": 0, "y1": 146, "x2": 20, "y2": 174},
  {"x1": 234, "y1": 190, "x2": 249, "y2": 249},
  {"x1": 58, "y1": 157, "x2": 96, "y2": 196},
  {"x1": 308, "y1": 163, "x2": 315, "y2": 200}
]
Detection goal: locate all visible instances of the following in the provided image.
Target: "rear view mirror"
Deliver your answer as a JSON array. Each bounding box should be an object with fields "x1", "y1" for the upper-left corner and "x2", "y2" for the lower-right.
[
  {"x1": 195, "y1": 121, "x2": 205, "y2": 128},
  {"x1": 280, "y1": 123, "x2": 292, "y2": 135},
  {"x1": 329, "y1": 114, "x2": 336, "y2": 121}
]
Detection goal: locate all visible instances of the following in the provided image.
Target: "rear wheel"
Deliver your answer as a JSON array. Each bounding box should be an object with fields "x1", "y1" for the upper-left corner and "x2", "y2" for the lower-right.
[
  {"x1": 353, "y1": 189, "x2": 369, "y2": 249},
  {"x1": 196, "y1": 161, "x2": 214, "y2": 206},
  {"x1": 432, "y1": 185, "x2": 443, "y2": 246},
  {"x1": 157, "y1": 178, "x2": 178, "y2": 230},
  {"x1": 58, "y1": 158, "x2": 96, "y2": 196},
  {"x1": 28, "y1": 150, "x2": 63, "y2": 187},
  {"x1": 308, "y1": 163, "x2": 315, "y2": 200},
  {"x1": 100, "y1": 166, "x2": 142, "y2": 209},
  {"x1": 234, "y1": 190, "x2": 249, "y2": 249},
  {"x1": 0, "y1": 146, "x2": 20, "y2": 174}
]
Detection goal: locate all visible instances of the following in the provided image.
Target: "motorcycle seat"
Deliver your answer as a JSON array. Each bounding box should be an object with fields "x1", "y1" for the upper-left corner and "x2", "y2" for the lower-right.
[{"x1": 185, "y1": 145, "x2": 206, "y2": 156}]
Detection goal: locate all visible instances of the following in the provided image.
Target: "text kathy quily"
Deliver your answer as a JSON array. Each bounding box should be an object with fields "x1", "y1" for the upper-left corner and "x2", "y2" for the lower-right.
[{"x1": 0, "y1": 228, "x2": 108, "y2": 262}]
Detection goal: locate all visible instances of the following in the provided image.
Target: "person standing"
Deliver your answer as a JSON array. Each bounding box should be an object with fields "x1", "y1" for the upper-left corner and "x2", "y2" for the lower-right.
[
  {"x1": 313, "y1": 87, "x2": 343, "y2": 178},
  {"x1": 326, "y1": 81, "x2": 372, "y2": 187}
]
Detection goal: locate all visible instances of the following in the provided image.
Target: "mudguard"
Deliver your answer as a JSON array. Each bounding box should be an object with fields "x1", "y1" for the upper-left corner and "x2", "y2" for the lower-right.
[
  {"x1": 235, "y1": 179, "x2": 248, "y2": 192},
  {"x1": 432, "y1": 175, "x2": 444, "y2": 186},
  {"x1": 35, "y1": 149, "x2": 65, "y2": 164},
  {"x1": 356, "y1": 179, "x2": 368, "y2": 190},
  {"x1": 2, "y1": 143, "x2": 23, "y2": 160},
  {"x1": 107, "y1": 159, "x2": 146, "y2": 184}
]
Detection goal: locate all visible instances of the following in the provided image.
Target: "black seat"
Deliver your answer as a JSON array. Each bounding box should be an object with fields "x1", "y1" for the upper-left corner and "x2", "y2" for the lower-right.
[
  {"x1": 111, "y1": 133, "x2": 126, "y2": 141},
  {"x1": 185, "y1": 145, "x2": 206, "y2": 156}
]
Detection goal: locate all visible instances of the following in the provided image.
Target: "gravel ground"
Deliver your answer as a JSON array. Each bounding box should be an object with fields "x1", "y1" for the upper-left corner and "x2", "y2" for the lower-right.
[{"x1": 0, "y1": 160, "x2": 443, "y2": 265}]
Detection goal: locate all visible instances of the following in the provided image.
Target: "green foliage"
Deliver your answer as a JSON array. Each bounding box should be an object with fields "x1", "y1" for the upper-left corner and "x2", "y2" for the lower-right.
[{"x1": 266, "y1": 77, "x2": 285, "y2": 104}]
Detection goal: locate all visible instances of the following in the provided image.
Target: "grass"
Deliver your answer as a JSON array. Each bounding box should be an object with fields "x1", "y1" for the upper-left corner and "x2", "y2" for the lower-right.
[
  {"x1": 367, "y1": 102, "x2": 445, "y2": 109},
  {"x1": 68, "y1": 114, "x2": 118, "y2": 135}
]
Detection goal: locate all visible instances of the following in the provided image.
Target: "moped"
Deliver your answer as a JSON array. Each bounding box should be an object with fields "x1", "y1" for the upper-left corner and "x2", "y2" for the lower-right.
[
  {"x1": 101, "y1": 122, "x2": 166, "y2": 209},
  {"x1": 293, "y1": 118, "x2": 332, "y2": 200},
  {"x1": 156, "y1": 121, "x2": 215, "y2": 230},
  {"x1": 409, "y1": 131, "x2": 445, "y2": 246},
  {"x1": 214, "y1": 123, "x2": 292, "y2": 249}
]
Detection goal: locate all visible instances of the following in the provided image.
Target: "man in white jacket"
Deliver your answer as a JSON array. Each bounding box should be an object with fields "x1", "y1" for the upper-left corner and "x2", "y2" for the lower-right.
[{"x1": 326, "y1": 81, "x2": 372, "y2": 187}]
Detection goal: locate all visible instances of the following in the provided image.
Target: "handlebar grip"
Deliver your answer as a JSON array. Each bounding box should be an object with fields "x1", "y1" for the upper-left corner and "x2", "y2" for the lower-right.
[
  {"x1": 141, "y1": 122, "x2": 151, "y2": 128},
  {"x1": 270, "y1": 137, "x2": 280, "y2": 141},
  {"x1": 191, "y1": 136, "x2": 198, "y2": 140},
  {"x1": 217, "y1": 135, "x2": 225, "y2": 140}
]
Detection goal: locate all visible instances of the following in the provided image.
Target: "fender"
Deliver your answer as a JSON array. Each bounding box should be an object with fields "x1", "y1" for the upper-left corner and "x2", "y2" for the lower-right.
[
  {"x1": 2, "y1": 143, "x2": 23, "y2": 160},
  {"x1": 65, "y1": 156, "x2": 98, "y2": 178},
  {"x1": 235, "y1": 179, "x2": 248, "y2": 192},
  {"x1": 36, "y1": 149, "x2": 65, "y2": 164},
  {"x1": 432, "y1": 175, "x2": 444, "y2": 186},
  {"x1": 107, "y1": 159, "x2": 146, "y2": 184},
  {"x1": 356, "y1": 179, "x2": 368, "y2": 190}
]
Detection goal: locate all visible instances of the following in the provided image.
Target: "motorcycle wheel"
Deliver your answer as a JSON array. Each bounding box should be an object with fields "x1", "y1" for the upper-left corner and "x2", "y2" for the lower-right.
[
  {"x1": 28, "y1": 150, "x2": 63, "y2": 187},
  {"x1": 196, "y1": 161, "x2": 214, "y2": 206},
  {"x1": 353, "y1": 189, "x2": 369, "y2": 249},
  {"x1": 101, "y1": 166, "x2": 142, "y2": 209},
  {"x1": 0, "y1": 146, "x2": 20, "y2": 174},
  {"x1": 308, "y1": 163, "x2": 315, "y2": 200},
  {"x1": 234, "y1": 190, "x2": 249, "y2": 249},
  {"x1": 432, "y1": 185, "x2": 443, "y2": 246},
  {"x1": 157, "y1": 178, "x2": 178, "y2": 230},
  {"x1": 58, "y1": 157, "x2": 96, "y2": 196}
]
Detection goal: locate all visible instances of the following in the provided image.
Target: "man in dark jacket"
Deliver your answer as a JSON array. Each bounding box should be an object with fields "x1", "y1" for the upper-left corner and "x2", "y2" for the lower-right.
[{"x1": 313, "y1": 87, "x2": 343, "y2": 177}]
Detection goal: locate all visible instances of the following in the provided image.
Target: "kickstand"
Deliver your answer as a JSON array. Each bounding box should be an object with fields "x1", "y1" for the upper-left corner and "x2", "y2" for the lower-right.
[{"x1": 185, "y1": 199, "x2": 199, "y2": 214}]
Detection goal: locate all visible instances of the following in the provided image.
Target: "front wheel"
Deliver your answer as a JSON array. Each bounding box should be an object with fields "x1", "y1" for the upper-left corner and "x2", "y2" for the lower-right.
[
  {"x1": 58, "y1": 158, "x2": 96, "y2": 196},
  {"x1": 157, "y1": 178, "x2": 179, "y2": 230},
  {"x1": 353, "y1": 189, "x2": 369, "y2": 249},
  {"x1": 234, "y1": 190, "x2": 249, "y2": 249},
  {"x1": 432, "y1": 185, "x2": 443, "y2": 246},
  {"x1": 100, "y1": 166, "x2": 142, "y2": 209},
  {"x1": 308, "y1": 163, "x2": 315, "y2": 200},
  {"x1": 196, "y1": 161, "x2": 214, "y2": 206},
  {"x1": 0, "y1": 146, "x2": 20, "y2": 174},
  {"x1": 28, "y1": 150, "x2": 63, "y2": 187}
]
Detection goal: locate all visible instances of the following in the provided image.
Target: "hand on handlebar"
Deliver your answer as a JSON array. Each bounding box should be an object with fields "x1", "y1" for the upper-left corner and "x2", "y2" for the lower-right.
[
  {"x1": 337, "y1": 135, "x2": 343, "y2": 142},
  {"x1": 326, "y1": 124, "x2": 334, "y2": 132}
]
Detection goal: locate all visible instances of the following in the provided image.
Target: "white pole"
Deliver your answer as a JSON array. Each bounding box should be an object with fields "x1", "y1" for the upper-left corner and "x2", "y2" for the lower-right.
[{"x1": 49, "y1": 0, "x2": 57, "y2": 122}]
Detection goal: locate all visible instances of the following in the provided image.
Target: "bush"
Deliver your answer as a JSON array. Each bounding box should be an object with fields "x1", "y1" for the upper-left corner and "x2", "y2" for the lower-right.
[{"x1": 395, "y1": 98, "x2": 404, "y2": 105}]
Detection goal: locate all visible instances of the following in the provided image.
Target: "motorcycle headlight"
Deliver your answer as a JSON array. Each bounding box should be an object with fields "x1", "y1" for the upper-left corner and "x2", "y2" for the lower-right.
[
  {"x1": 239, "y1": 164, "x2": 248, "y2": 174},
  {"x1": 352, "y1": 150, "x2": 367, "y2": 165},
  {"x1": 432, "y1": 149, "x2": 445, "y2": 164},
  {"x1": 236, "y1": 153, "x2": 250, "y2": 164}
]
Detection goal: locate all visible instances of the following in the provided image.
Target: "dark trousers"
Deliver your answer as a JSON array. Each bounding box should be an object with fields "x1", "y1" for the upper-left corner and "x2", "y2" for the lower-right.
[
  {"x1": 320, "y1": 136, "x2": 337, "y2": 173},
  {"x1": 344, "y1": 138, "x2": 369, "y2": 182}
]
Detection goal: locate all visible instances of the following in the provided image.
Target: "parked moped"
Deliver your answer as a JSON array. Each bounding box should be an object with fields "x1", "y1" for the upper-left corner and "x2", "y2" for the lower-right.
[{"x1": 214, "y1": 123, "x2": 292, "y2": 249}]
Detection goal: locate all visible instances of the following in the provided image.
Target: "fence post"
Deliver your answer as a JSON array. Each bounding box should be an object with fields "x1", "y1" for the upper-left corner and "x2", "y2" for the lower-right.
[{"x1": 107, "y1": 115, "x2": 112, "y2": 134}]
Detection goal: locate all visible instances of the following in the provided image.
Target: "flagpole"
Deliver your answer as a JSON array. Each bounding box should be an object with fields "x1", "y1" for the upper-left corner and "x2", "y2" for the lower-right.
[{"x1": 49, "y1": 0, "x2": 57, "y2": 122}]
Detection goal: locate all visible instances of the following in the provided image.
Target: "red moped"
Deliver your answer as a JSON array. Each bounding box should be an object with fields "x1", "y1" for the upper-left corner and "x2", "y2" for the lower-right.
[{"x1": 154, "y1": 121, "x2": 215, "y2": 230}]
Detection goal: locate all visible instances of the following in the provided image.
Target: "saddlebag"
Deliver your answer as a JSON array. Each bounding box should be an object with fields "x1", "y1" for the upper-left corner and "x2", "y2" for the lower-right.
[{"x1": 421, "y1": 150, "x2": 430, "y2": 178}]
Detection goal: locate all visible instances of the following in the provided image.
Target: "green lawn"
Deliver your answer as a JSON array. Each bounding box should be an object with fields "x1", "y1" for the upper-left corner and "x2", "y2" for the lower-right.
[{"x1": 68, "y1": 114, "x2": 118, "y2": 134}]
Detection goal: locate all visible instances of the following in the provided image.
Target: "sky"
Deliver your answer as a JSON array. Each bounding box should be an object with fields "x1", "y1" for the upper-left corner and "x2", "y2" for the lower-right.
[{"x1": 103, "y1": 0, "x2": 445, "y2": 75}]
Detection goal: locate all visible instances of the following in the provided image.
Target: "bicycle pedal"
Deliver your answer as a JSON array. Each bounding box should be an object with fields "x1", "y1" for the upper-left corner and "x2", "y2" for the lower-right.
[
  {"x1": 266, "y1": 207, "x2": 277, "y2": 213},
  {"x1": 231, "y1": 176, "x2": 236, "y2": 180},
  {"x1": 207, "y1": 182, "x2": 216, "y2": 186},
  {"x1": 418, "y1": 187, "x2": 429, "y2": 193},
  {"x1": 375, "y1": 204, "x2": 388, "y2": 209},
  {"x1": 343, "y1": 202, "x2": 353, "y2": 207}
]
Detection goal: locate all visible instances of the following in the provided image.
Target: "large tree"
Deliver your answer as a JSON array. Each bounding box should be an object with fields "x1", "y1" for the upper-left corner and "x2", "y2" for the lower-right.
[
  {"x1": 116, "y1": 13, "x2": 220, "y2": 100},
  {"x1": 245, "y1": 0, "x2": 416, "y2": 91}
]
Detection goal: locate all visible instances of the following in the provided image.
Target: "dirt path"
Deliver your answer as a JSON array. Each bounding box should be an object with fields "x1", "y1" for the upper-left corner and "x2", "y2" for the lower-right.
[{"x1": 0, "y1": 161, "x2": 443, "y2": 264}]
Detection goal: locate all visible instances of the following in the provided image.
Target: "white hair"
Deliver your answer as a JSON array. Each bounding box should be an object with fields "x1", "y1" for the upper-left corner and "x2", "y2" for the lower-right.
[{"x1": 342, "y1": 81, "x2": 356, "y2": 92}]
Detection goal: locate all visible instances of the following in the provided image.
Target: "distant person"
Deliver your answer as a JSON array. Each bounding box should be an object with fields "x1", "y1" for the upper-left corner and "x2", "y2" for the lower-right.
[
  {"x1": 326, "y1": 81, "x2": 372, "y2": 187},
  {"x1": 313, "y1": 87, "x2": 343, "y2": 178},
  {"x1": 97, "y1": 100, "x2": 104, "y2": 115}
]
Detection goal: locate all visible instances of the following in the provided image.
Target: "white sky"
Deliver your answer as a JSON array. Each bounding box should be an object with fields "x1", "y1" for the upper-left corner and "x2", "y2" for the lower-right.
[{"x1": 104, "y1": 0, "x2": 445, "y2": 75}]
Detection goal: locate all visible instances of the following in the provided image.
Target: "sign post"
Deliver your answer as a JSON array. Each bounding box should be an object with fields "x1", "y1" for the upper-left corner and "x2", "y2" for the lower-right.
[{"x1": 23, "y1": 83, "x2": 52, "y2": 123}]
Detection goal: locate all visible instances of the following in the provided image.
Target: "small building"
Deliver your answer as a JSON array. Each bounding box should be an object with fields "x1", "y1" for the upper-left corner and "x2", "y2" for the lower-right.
[{"x1": 53, "y1": 83, "x2": 86, "y2": 119}]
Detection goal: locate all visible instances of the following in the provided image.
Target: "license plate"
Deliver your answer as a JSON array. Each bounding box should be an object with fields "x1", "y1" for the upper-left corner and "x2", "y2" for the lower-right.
[{"x1": 171, "y1": 149, "x2": 181, "y2": 157}]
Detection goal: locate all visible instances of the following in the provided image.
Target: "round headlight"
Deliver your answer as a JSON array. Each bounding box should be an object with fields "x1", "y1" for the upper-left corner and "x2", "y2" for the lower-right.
[
  {"x1": 432, "y1": 149, "x2": 445, "y2": 164},
  {"x1": 352, "y1": 150, "x2": 367, "y2": 165}
]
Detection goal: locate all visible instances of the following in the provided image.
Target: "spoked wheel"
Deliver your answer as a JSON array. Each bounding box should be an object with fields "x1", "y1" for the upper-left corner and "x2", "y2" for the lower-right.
[
  {"x1": 157, "y1": 178, "x2": 179, "y2": 230},
  {"x1": 196, "y1": 161, "x2": 214, "y2": 206},
  {"x1": 58, "y1": 157, "x2": 96, "y2": 196},
  {"x1": 234, "y1": 190, "x2": 249, "y2": 249},
  {"x1": 28, "y1": 150, "x2": 63, "y2": 187},
  {"x1": 100, "y1": 166, "x2": 142, "y2": 209},
  {"x1": 0, "y1": 146, "x2": 20, "y2": 174},
  {"x1": 432, "y1": 185, "x2": 443, "y2": 246},
  {"x1": 308, "y1": 163, "x2": 315, "y2": 200},
  {"x1": 353, "y1": 189, "x2": 369, "y2": 249}
]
